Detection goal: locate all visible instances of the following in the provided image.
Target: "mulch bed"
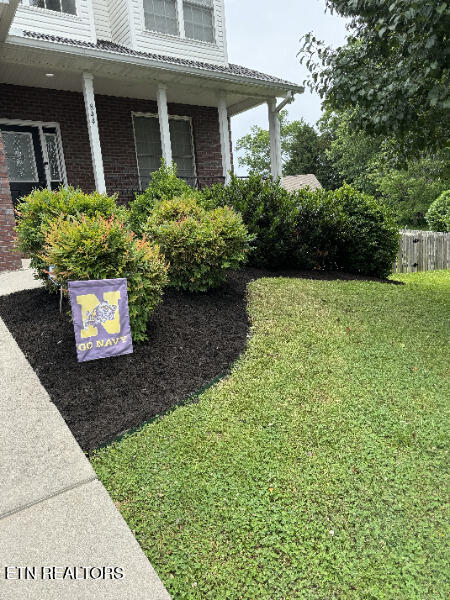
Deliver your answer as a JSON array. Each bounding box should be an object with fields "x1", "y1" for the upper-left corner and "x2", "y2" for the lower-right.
[{"x1": 0, "y1": 267, "x2": 393, "y2": 451}]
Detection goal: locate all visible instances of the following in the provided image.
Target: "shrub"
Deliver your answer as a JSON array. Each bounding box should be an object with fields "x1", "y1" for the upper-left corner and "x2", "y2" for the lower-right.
[
  {"x1": 202, "y1": 174, "x2": 298, "y2": 268},
  {"x1": 291, "y1": 188, "x2": 346, "y2": 270},
  {"x1": 426, "y1": 191, "x2": 450, "y2": 232},
  {"x1": 332, "y1": 184, "x2": 400, "y2": 278},
  {"x1": 144, "y1": 196, "x2": 251, "y2": 292},
  {"x1": 41, "y1": 215, "x2": 168, "y2": 342},
  {"x1": 129, "y1": 162, "x2": 201, "y2": 236},
  {"x1": 15, "y1": 187, "x2": 126, "y2": 286}
]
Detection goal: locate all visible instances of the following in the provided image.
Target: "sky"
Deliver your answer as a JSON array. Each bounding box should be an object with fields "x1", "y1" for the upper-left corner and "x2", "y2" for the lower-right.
[{"x1": 224, "y1": 0, "x2": 349, "y2": 174}]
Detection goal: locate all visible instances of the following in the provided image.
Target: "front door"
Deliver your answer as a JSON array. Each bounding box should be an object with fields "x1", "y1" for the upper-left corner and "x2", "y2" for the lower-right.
[{"x1": 0, "y1": 123, "x2": 65, "y2": 207}]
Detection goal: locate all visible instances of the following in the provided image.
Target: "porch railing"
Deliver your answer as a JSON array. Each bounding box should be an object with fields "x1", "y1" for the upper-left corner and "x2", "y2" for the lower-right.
[{"x1": 105, "y1": 174, "x2": 226, "y2": 205}]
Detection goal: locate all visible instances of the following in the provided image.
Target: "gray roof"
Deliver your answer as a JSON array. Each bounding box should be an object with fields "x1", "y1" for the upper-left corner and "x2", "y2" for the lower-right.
[
  {"x1": 22, "y1": 30, "x2": 301, "y2": 89},
  {"x1": 281, "y1": 175, "x2": 323, "y2": 192}
]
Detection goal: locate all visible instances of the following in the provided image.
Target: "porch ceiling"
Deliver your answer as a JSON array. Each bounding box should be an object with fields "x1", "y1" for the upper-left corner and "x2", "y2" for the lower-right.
[{"x1": 0, "y1": 35, "x2": 304, "y2": 116}]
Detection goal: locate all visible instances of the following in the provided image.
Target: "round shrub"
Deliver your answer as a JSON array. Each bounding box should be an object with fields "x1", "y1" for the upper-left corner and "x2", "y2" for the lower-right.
[
  {"x1": 41, "y1": 215, "x2": 168, "y2": 342},
  {"x1": 15, "y1": 186, "x2": 126, "y2": 285},
  {"x1": 129, "y1": 162, "x2": 201, "y2": 236},
  {"x1": 202, "y1": 174, "x2": 298, "y2": 268},
  {"x1": 333, "y1": 184, "x2": 400, "y2": 278},
  {"x1": 144, "y1": 196, "x2": 252, "y2": 292},
  {"x1": 426, "y1": 191, "x2": 449, "y2": 232}
]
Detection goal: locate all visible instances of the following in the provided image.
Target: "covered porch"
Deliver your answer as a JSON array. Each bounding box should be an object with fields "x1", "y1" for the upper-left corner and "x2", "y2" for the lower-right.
[{"x1": 0, "y1": 31, "x2": 303, "y2": 203}]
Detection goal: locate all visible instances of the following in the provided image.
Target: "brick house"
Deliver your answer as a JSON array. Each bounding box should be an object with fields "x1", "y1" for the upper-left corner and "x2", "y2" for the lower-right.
[{"x1": 0, "y1": 0, "x2": 303, "y2": 271}]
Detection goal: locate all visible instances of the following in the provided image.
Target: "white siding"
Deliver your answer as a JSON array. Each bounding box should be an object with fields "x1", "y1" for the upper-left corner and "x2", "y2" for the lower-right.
[
  {"x1": 108, "y1": 0, "x2": 133, "y2": 47},
  {"x1": 131, "y1": 0, "x2": 227, "y2": 65},
  {"x1": 93, "y1": 0, "x2": 112, "y2": 40},
  {"x1": 11, "y1": 1, "x2": 95, "y2": 43}
]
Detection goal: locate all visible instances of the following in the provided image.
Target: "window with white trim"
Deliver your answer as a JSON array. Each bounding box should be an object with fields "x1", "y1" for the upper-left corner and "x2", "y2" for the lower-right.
[
  {"x1": 21, "y1": 0, "x2": 77, "y2": 16},
  {"x1": 133, "y1": 115, "x2": 196, "y2": 188},
  {"x1": 143, "y1": 0, "x2": 179, "y2": 35},
  {"x1": 183, "y1": 0, "x2": 214, "y2": 43}
]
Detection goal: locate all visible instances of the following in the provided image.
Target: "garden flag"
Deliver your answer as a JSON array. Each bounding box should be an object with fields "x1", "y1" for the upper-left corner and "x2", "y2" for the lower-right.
[{"x1": 68, "y1": 278, "x2": 133, "y2": 363}]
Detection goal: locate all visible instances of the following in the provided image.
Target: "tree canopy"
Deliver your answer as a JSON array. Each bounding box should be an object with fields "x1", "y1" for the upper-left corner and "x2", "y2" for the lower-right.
[
  {"x1": 236, "y1": 112, "x2": 341, "y2": 189},
  {"x1": 300, "y1": 0, "x2": 450, "y2": 153}
]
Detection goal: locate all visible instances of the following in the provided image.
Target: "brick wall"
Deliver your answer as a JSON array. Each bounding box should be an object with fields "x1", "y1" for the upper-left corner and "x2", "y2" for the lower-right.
[
  {"x1": 95, "y1": 94, "x2": 226, "y2": 195},
  {"x1": 0, "y1": 82, "x2": 231, "y2": 270},
  {"x1": 0, "y1": 132, "x2": 22, "y2": 272},
  {"x1": 0, "y1": 84, "x2": 96, "y2": 193},
  {"x1": 0, "y1": 83, "x2": 229, "y2": 200}
]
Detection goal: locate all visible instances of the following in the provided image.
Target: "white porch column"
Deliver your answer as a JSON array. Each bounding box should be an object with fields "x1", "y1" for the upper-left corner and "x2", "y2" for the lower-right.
[
  {"x1": 218, "y1": 92, "x2": 232, "y2": 184},
  {"x1": 156, "y1": 83, "x2": 172, "y2": 165},
  {"x1": 268, "y1": 99, "x2": 282, "y2": 179},
  {"x1": 81, "y1": 72, "x2": 106, "y2": 193}
]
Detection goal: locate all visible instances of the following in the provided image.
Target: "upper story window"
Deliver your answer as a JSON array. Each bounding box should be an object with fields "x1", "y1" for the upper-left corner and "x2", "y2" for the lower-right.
[
  {"x1": 22, "y1": 0, "x2": 77, "y2": 16},
  {"x1": 183, "y1": 0, "x2": 214, "y2": 43},
  {"x1": 143, "y1": 0, "x2": 179, "y2": 36},
  {"x1": 142, "y1": 0, "x2": 215, "y2": 43}
]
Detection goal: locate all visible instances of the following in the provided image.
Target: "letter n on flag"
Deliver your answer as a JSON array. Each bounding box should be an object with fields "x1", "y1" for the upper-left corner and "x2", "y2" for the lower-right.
[{"x1": 68, "y1": 278, "x2": 133, "y2": 363}]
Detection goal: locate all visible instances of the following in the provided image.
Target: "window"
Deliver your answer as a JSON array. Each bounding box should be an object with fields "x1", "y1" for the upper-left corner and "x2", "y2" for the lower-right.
[
  {"x1": 143, "y1": 0, "x2": 178, "y2": 35},
  {"x1": 183, "y1": 0, "x2": 214, "y2": 43},
  {"x1": 133, "y1": 115, "x2": 196, "y2": 188},
  {"x1": 170, "y1": 119, "x2": 196, "y2": 180},
  {"x1": 22, "y1": 0, "x2": 77, "y2": 15},
  {"x1": 2, "y1": 132, "x2": 39, "y2": 183},
  {"x1": 44, "y1": 133, "x2": 63, "y2": 182}
]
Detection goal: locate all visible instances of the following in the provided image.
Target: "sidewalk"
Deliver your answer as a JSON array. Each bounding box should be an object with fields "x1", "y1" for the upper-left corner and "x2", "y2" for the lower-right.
[{"x1": 0, "y1": 263, "x2": 171, "y2": 599}]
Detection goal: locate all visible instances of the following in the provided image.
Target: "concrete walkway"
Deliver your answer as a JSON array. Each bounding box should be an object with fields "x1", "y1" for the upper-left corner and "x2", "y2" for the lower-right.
[{"x1": 0, "y1": 264, "x2": 171, "y2": 599}]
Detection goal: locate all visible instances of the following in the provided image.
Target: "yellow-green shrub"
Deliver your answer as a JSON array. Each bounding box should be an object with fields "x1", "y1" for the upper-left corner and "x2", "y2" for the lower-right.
[
  {"x1": 41, "y1": 215, "x2": 168, "y2": 342},
  {"x1": 144, "y1": 196, "x2": 252, "y2": 292},
  {"x1": 15, "y1": 187, "x2": 127, "y2": 286}
]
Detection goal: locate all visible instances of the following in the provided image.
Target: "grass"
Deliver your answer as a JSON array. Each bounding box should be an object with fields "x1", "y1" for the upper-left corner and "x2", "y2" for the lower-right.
[{"x1": 91, "y1": 270, "x2": 450, "y2": 599}]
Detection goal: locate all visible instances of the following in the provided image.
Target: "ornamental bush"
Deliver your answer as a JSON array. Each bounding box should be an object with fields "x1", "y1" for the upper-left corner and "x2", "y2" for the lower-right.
[
  {"x1": 41, "y1": 215, "x2": 168, "y2": 342},
  {"x1": 129, "y1": 162, "x2": 201, "y2": 236},
  {"x1": 15, "y1": 187, "x2": 126, "y2": 287},
  {"x1": 426, "y1": 191, "x2": 450, "y2": 232},
  {"x1": 144, "y1": 196, "x2": 252, "y2": 292},
  {"x1": 202, "y1": 174, "x2": 298, "y2": 268},
  {"x1": 332, "y1": 184, "x2": 400, "y2": 278}
]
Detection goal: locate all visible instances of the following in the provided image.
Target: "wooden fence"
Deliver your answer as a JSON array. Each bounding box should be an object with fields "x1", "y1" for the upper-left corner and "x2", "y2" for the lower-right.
[{"x1": 393, "y1": 229, "x2": 450, "y2": 273}]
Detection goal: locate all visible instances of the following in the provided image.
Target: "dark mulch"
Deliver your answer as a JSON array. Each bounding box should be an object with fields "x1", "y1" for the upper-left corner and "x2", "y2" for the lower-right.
[{"x1": 0, "y1": 267, "x2": 396, "y2": 451}]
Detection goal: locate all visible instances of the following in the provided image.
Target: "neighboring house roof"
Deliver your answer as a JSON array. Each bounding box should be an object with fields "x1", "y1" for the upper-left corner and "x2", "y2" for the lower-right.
[
  {"x1": 22, "y1": 31, "x2": 301, "y2": 90},
  {"x1": 281, "y1": 175, "x2": 323, "y2": 192}
]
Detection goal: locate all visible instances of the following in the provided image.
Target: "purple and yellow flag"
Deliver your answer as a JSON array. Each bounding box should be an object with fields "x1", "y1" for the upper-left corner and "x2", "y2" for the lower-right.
[{"x1": 68, "y1": 278, "x2": 133, "y2": 363}]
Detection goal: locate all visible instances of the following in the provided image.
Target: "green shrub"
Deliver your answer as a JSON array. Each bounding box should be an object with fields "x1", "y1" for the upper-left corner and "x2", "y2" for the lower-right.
[
  {"x1": 15, "y1": 187, "x2": 126, "y2": 286},
  {"x1": 144, "y1": 196, "x2": 251, "y2": 292},
  {"x1": 291, "y1": 188, "x2": 346, "y2": 270},
  {"x1": 41, "y1": 215, "x2": 168, "y2": 342},
  {"x1": 333, "y1": 184, "x2": 400, "y2": 278},
  {"x1": 202, "y1": 175, "x2": 298, "y2": 268},
  {"x1": 130, "y1": 162, "x2": 201, "y2": 236},
  {"x1": 202, "y1": 177, "x2": 398, "y2": 277},
  {"x1": 426, "y1": 191, "x2": 450, "y2": 232}
]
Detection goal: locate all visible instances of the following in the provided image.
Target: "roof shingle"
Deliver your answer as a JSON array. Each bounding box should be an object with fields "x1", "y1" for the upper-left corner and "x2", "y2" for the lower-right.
[{"x1": 21, "y1": 30, "x2": 301, "y2": 89}]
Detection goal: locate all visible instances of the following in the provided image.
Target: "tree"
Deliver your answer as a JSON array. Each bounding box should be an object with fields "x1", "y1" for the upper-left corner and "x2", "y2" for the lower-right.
[
  {"x1": 236, "y1": 112, "x2": 341, "y2": 189},
  {"x1": 300, "y1": 0, "x2": 450, "y2": 153},
  {"x1": 371, "y1": 153, "x2": 450, "y2": 228},
  {"x1": 283, "y1": 120, "x2": 342, "y2": 189},
  {"x1": 321, "y1": 110, "x2": 450, "y2": 226},
  {"x1": 320, "y1": 110, "x2": 385, "y2": 196}
]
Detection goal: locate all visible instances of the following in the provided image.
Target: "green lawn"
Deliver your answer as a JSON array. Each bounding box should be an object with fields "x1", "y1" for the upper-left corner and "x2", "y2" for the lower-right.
[{"x1": 92, "y1": 270, "x2": 450, "y2": 599}]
